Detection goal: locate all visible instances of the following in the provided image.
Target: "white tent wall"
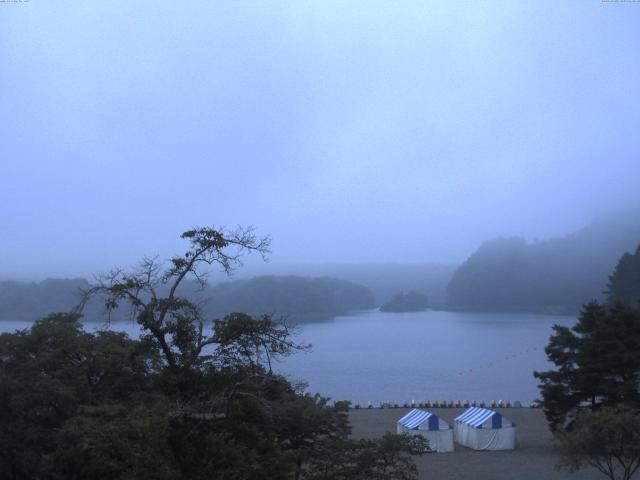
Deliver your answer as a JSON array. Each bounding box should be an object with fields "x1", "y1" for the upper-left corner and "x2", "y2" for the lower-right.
[
  {"x1": 454, "y1": 423, "x2": 516, "y2": 450},
  {"x1": 421, "y1": 429, "x2": 454, "y2": 453},
  {"x1": 396, "y1": 409, "x2": 454, "y2": 453},
  {"x1": 397, "y1": 426, "x2": 454, "y2": 453},
  {"x1": 453, "y1": 408, "x2": 517, "y2": 451}
]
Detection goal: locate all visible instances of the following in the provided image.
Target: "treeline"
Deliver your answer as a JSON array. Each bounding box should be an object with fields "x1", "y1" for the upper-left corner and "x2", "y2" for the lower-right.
[
  {"x1": 205, "y1": 263, "x2": 454, "y2": 304},
  {"x1": 447, "y1": 209, "x2": 640, "y2": 314},
  {"x1": 379, "y1": 291, "x2": 428, "y2": 313},
  {"x1": 200, "y1": 275, "x2": 376, "y2": 322},
  {"x1": 0, "y1": 275, "x2": 376, "y2": 324},
  {"x1": 0, "y1": 278, "x2": 91, "y2": 320}
]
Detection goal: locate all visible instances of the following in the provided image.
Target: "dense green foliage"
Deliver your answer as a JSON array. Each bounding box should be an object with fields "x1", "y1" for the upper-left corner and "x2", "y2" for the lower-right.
[
  {"x1": 606, "y1": 244, "x2": 640, "y2": 308},
  {"x1": 534, "y1": 302, "x2": 640, "y2": 431},
  {"x1": 0, "y1": 312, "x2": 354, "y2": 480},
  {"x1": 556, "y1": 406, "x2": 640, "y2": 480},
  {"x1": 304, "y1": 433, "x2": 427, "y2": 480},
  {"x1": 0, "y1": 227, "x2": 424, "y2": 480},
  {"x1": 379, "y1": 291, "x2": 429, "y2": 313},
  {"x1": 0, "y1": 313, "x2": 160, "y2": 479},
  {"x1": 447, "y1": 211, "x2": 640, "y2": 313}
]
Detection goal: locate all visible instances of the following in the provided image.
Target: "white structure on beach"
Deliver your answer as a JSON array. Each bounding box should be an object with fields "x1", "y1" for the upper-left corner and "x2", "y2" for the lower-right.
[
  {"x1": 453, "y1": 407, "x2": 516, "y2": 450},
  {"x1": 397, "y1": 408, "x2": 454, "y2": 452}
]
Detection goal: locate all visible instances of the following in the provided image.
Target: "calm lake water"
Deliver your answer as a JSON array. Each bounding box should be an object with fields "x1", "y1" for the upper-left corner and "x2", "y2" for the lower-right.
[{"x1": 0, "y1": 310, "x2": 576, "y2": 405}]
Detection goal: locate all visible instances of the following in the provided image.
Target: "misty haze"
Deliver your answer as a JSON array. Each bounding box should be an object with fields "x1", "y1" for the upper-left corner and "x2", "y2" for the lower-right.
[{"x1": 1, "y1": 2, "x2": 640, "y2": 480}]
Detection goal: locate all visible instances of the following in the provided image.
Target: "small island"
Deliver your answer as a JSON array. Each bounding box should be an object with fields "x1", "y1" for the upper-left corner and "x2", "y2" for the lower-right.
[{"x1": 379, "y1": 290, "x2": 429, "y2": 313}]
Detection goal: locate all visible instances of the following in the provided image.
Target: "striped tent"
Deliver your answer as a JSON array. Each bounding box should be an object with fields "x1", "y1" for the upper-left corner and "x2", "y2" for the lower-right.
[
  {"x1": 397, "y1": 409, "x2": 454, "y2": 452},
  {"x1": 453, "y1": 407, "x2": 516, "y2": 450}
]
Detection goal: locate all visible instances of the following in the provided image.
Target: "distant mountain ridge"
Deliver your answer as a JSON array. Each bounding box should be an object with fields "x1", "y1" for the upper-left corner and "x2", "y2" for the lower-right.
[{"x1": 447, "y1": 209, "x2": 640, "y2": 314}]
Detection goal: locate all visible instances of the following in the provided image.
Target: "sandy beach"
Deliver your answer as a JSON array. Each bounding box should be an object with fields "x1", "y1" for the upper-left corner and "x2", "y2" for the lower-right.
[{"x1": 349, "y1": 407, "x2": 605, "y2": 480}]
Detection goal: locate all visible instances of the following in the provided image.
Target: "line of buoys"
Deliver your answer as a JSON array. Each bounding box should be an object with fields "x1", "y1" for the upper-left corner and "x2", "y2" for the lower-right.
[
  {"x1": 351, "y1": 399, "x2": 540, "y2": 409},
  {"x1": 455, "y1": 346, "x2": 542, "y2": 376}
]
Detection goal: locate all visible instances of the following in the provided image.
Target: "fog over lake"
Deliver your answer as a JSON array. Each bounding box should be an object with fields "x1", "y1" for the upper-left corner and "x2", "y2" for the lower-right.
[
  {"x1": 0, "y1": 310, "x2": 573, "y2": 405},
  {"x1": 2, "y1": 2, "x2": 640, "y2": 478},
  {"x1": 2, "y1": 2, "x2": 640, "y2": 281},
  {"x1": 276, "y1": 310, "x2": 574, "y2": 405}
]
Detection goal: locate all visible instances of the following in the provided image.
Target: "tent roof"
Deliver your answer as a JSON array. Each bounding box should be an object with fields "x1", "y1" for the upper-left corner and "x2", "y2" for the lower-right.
[
  {"x1": 454, "y1": 407, "x2": 503, "y2": 428},
  {"x1": 397, "y1": 409, "x2": 436, "y2": 429}
]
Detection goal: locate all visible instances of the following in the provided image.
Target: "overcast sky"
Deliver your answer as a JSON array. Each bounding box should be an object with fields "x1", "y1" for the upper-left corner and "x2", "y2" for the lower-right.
[{"x1": 1, "y1": 1, "x2": 639, "y2": 279}]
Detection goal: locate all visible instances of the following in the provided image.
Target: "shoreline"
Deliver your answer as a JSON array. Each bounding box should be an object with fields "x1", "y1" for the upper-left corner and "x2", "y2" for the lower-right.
[
  {"x1": 348, "y1": 400, "x2": 538, "y2": 409},
  {"x1": 349, "y1": 407, "x2": 602, "y2": 480},
  {"x1": 0, "y1": 306, "x2": 578, "y2": 324},
  {"x1": 430, "y1": 305, "x2": 579, "y2": 317}
]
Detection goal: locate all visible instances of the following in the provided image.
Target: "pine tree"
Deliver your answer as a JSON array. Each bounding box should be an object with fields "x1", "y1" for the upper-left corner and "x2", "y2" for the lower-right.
[
  {"x1": 607, "y1": 244, "x2": 640, "y2": 308},
  {"x1": 534, "y1": 302, "x2": 640, "y2": 430}
]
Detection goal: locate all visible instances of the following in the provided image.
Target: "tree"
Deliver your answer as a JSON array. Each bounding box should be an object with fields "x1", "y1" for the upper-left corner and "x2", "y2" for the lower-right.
[
  {"x1": 74, "y1": 226, "x2": 316, "y2": 478},
  {"x1": 78, "y1": 226, "x2": 273, "y2": 373},
  {"x1": 0, "y1": 312, "x2": 155, "y2": 480},
  {"x1": 1, "y1": 226, "x2": 428, "y2": 479},
  {"x1": 273, "y1": 394, "x2": 351, "y2": 480},
  {"x1": 534, "y1": 302, "x2": 640, "y2": 430},
  {"x1": 607, "y1": 244, "x2": 640, "y2": 308},
  {"x1": 304, "y1": 434, "x2": 428, "y2": 480},
  {"x1": 556, "y1": 406, "x2": 640, "y2": 480},
  {"x1": 50, "y1": 401, "x2": 181, "y2": 480}
]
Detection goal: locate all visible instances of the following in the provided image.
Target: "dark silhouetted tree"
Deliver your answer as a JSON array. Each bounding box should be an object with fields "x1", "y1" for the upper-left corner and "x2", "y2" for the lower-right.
[
  {"x1": 607, "y1": 244, "x2": 640, "y2": 308},
  {"x1": 1, "y1": 226, "x2": 427, "y2": 480},
  {"x1": 556, "y1": 406, "x2": 640, "y2": 480},
  {"x1": 534, "y1": 302, "x2": 640, "y2": 431}
]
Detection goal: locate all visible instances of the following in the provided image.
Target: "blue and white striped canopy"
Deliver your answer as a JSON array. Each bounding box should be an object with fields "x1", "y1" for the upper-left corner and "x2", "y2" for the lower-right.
[
  {"x1": 398, "y1": 409, "x2": 438, "y2": 430},
  {"x1": 454, "y1": 407, "x2": 503, "y2": 429}
]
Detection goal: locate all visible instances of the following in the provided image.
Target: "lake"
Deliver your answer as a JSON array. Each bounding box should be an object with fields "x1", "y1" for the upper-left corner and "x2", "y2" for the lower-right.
[{"x1": 0, "y1": 310, "x2": 575, "y2": 405}]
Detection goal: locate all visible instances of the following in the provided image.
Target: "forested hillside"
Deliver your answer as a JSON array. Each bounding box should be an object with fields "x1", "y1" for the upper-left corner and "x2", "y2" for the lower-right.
[
  {"x1": 200, "y1": 275, "x2": 375, "y2": 322},
  {"x1": 204, "y1": 263, "x2": 455, "y2": 305},
  {"x1": 0, "y1": 275, "x2": 375, "y2": 323},
  {"x1": 447, "y1": 210, "x2": 640, "y2": 314},
  {"x1": 0, "y1": 278, "x2": 91, "y2": 320}
]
